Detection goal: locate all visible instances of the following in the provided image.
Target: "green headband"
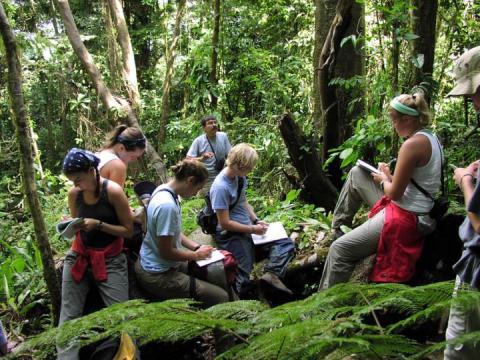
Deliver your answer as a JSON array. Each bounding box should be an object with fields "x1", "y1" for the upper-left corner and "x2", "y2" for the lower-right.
[{"x1": 390, "y1": 97, "x2": 419, "y2": 116}]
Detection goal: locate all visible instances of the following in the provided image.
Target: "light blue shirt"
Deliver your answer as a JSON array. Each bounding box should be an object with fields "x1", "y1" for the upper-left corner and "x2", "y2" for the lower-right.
[
  {"x1": 210, "y1": 169, "x2": 250, "y2": 227},
  {"x1": 140, "y1": 185, "x2": 182, "y2": 273},
  {"x1": 187, "y1": 132, "x2": 231, "y2": 180}
]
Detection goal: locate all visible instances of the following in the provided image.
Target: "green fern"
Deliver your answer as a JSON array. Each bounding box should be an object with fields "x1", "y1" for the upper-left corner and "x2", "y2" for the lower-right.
[{"x1": 11, "y1": 281, "x2": 480, "y2": 359}]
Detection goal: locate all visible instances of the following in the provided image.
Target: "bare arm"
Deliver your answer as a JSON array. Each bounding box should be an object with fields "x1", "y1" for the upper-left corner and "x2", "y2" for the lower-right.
[
  {"x1": 157, "y1": 235, "x2": 212, "y2": 261},
  {"x1": 372, "y1": 135, "x2": 429, "y2": 201},
  {"x1": 454, "y1": 162, "x2": 480, "y2": 234},
  {"x1": 216, "y1": 209, "x2": 267, "y2": 235},
  {"x1": 180, "y1": 233, "x2": 212, "y2": 251},
  {"x1": 100, "y1": 159, "x2": 127, "y2": 188},
  {"x1": 82, "y1": 182, "x2": 133, "y2": 238},
  {"x1": 68, "y1": 188, "x2": 80, "y2": 218}
]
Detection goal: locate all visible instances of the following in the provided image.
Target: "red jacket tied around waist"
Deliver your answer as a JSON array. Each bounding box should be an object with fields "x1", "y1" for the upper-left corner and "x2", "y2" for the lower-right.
[
  {"x1": 70, "y1": 233, "x2": 124, "y2": 283},
  {"x1": 369, "y1": 196, "x2": 423, "y2": 283}
]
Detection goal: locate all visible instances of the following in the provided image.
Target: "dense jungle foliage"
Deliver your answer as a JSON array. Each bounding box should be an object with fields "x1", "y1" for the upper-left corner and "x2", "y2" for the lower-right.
[{"x1": 1, "y1": 0, "x2": 480, "y2": 358}]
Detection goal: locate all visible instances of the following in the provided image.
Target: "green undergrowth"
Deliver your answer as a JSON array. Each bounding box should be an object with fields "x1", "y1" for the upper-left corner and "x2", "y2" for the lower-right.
[{"x1": 11, "y1": 280, "x2": 480, "y2": 359}]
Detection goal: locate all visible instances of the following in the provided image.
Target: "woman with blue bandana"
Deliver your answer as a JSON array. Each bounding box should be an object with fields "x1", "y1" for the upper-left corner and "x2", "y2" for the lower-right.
[
  {"x1": 57, "y1": 148, "x2": 133, "y2": 359},
  {"x1": 319, "y1": 93, "x2": 443, "y2": 290}
]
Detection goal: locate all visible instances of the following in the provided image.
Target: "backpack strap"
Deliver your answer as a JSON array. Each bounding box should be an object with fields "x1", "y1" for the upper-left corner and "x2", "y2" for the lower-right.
[
  {"x1": 410, "y1": 132, "x2": 446, "y2": 200},
  {"x1": 205, "y1": 135, "x2": 219, "y2": 163},
  {"x1": 146, "y1": 187, "x2": 180, "y2": 230},
  {"x1": 229, "y1": 177, "x2": 244, "y2": 210}
]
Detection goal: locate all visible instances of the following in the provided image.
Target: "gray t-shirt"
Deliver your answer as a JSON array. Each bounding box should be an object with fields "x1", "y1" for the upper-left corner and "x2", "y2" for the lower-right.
[
  {"x1": 210, "y1": 169, "x2": 250, "y2": 228},
  {"x1": 187, "y1": 132, "x2": 231, "y2": 179},
  {"x1": 140, "y1": 185, "x2": 182, "y2": 273},
  {"x1": 453, "y1": 168, "x2": 480, "y2": 288}
]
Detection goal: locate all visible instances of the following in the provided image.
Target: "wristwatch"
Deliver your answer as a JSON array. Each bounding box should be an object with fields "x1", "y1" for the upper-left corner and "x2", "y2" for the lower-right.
[
  {"x1": 96, "y1": 221, "x2": 103, "y2": 231},
  {"x1": 253, "y1": 217, "x2": 260, "y2": 225}
]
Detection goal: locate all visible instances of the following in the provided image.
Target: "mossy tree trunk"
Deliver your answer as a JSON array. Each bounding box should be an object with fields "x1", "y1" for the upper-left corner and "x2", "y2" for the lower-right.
[
  {"x1": 278, "y1": 112, "x2": 338, "y2": 211},
  {"x1": 158, "y1": 0, "x2": 187, "y2": 148},
  {"x1": 209, "y1": 0, "x2": 221, "y2": 109},
  {"x1": 0, "y1": 2, "x2": 61, "y2": 323},
  {"x1": 317, "y1": 0, "x2": 365, "y2": 188},
  {"x1": 56, "y1": 0, "x2": 167, "y2": 183},
  {"x1": 409, "y1": 0, "x2": 438, "y2": 92}
]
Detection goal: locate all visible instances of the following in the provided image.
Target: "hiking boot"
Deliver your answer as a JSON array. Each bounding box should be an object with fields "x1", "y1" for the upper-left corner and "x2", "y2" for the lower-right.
[{"x1": 260, "y1": 272, "x2": 293, "y2": 295}]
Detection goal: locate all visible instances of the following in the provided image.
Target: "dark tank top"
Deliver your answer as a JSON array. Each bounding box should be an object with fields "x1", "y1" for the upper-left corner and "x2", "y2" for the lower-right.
[{"x1": 76, "y1": 180, "x2": 120, "y2": 248}]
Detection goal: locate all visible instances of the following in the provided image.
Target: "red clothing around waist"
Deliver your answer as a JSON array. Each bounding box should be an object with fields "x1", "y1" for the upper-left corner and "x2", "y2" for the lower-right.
[
  {"x1": 369, "y1": 196, "x2": 423, "y2": 283},
  {"x1": 70, "y1": 233, "x2": 124, "y2": 283}
]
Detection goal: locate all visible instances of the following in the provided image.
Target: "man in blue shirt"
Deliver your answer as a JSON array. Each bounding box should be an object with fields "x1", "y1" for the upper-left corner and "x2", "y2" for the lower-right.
[
  {"x1": 444, "y1": 46, "x2": 480, "y2": 359},
  {"x1": 187, "y1": 115, "x2": 231, "y2": 196},
  {"x1": 210, "y1": 143, "x2": 295, "y2": 298}
]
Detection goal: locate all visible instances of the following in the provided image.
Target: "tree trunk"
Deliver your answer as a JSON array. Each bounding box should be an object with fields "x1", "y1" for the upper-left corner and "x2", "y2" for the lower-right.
[
  {"x1": 409, "y1": 0, "x2": 438, "y2": 90},
  {"x1": 278, "y1": 112, "x2": 338, "y2": 211},
  {"x1": 0, "y1": 2, "x2": 61, "y2": 323},
  {"x1": 313, "y1": 0, "x2": 336, "y2": 142},
  {"x1": 158, "y1": 0, "x2": 187, "y2": 148},
  {"x1": 56, "y1": 0, "x2": 167, "y2": 183},
  {"x1": 103, "y1": 0, "x2": 122, "y2": 92},
  {"x1": 209, "y1": 0, "x2": 220, "y2": 109},
  {"x1": 317, "y1": 0, "x2": 364, "y2": 188},
  {"x1": 107, "y1": 0, "x2": 141, "y2": 110}
]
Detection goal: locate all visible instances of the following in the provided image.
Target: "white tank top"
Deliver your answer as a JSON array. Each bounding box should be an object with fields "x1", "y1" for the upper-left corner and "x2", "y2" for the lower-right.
[
  {"x1": 96, "y1": 151, "x2": 119, "y2": 171},
  {"x1": 393, "y1": 130, "x2": 442, "y2": 214}
]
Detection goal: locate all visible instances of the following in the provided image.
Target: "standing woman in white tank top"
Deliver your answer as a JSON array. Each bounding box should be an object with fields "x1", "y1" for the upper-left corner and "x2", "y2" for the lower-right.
[
  {"x1": 319, "y1": 93, "x2": 443, "y2": 290},
  {"x1": 96, "y1": 125, "x2": 146, "y2": 188}
]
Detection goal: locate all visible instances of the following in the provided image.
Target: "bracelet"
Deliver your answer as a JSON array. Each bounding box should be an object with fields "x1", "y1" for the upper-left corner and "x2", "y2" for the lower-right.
[
  {"x1": 96, "y1": 221, "x2": 103, "y2": 231},
  {"x1": 380, "y1": 180, "x2": 385, "y2": 191},
  {"x1": 460, "y1": 173, "x2": 474, "y2": 190},
  {"x1": 193, "y1": 244, "x2": 201, "y2": 251}
]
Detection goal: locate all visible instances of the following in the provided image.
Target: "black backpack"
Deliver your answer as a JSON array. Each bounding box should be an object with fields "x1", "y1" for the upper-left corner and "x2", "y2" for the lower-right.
[{"x1": 197, "y1": 177, "x2": 244, "y2": 234}]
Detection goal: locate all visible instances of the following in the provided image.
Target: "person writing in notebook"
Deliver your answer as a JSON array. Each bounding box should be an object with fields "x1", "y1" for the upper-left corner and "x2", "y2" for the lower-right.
[
  {"x1": 134, "y1": 159, "x2": 228, "y2": 308},
  {"x1": 187, "y1": 115, "x2": 231, "y2": 196},
  {"x1": 319, "y1": 93, "x2": 443, "y2": 290},
  {"x1": 210, "y1": 143, "x2": 295, "y2": 298}
]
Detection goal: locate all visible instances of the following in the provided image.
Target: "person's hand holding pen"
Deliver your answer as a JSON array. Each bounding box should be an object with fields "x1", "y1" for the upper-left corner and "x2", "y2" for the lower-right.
[{"x1": 252, "y1": 221, "x2": 268, "y2": 235}]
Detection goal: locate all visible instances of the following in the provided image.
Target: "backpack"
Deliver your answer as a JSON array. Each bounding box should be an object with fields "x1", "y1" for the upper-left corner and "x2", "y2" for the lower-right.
[
  {"x1": 83, "y1": 332, "x2": 140, "y2": 360},
  {"x1": 197, "y1": 177, "x2": 244, "y2": 234},
  {"x1": 188, "y1": 250, "x2": 238, "y2": 301}
]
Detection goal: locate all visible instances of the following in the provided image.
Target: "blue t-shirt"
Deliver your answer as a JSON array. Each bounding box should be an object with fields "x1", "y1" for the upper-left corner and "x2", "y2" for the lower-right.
[
  {"x1": 140, "y1": 185, "x2": 182, "y2": 273},
  {"x1": 453, "y1": 167, "x2": 480, "y2": 288},
  {"x1": 210, "y1": 169, "x2": 250, "y2": 228},
  {"x1": 187, "y1": 132, "x2": 231, "y2": 179}
]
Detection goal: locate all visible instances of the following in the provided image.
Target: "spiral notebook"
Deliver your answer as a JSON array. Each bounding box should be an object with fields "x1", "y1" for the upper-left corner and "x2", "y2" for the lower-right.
[{"x1": 356, "y1": 159, "x2": 380, "y2": 174}]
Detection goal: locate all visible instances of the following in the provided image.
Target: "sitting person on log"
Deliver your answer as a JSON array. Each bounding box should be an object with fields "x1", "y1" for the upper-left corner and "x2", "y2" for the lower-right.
[
  {"x1": 319, "y1": 93, "x2": 443, "y2": 290},
  {"x1": 444, "y1": 46, "x2": 480, "y2": 360},
  {"x1": 210, "y1": 143, "x2": 295, "y2": 298},
  {"x1": 58, "y1": 148, "x2": 133, "y2": 359},
  {"x1": 134, "y1": 159, "x2": 229, "y2": 307}
]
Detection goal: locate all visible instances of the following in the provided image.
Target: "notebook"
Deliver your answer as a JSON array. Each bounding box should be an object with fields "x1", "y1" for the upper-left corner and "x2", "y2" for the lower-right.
[{"x1": 252, "y1": 222, "x2": 289, "y2": 245}]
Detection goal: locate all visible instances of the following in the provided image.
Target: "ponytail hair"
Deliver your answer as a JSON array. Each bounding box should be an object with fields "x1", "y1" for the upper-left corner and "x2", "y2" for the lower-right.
[
  {"x1": 389, "y1": 93, "x2": 431, "y2": 126},
  {"x1": 171, "y1": 159, "x2": 208, "y2": 185},
  {"x1": 102, "y1": 125, "x2": 146, "y2": 151}
]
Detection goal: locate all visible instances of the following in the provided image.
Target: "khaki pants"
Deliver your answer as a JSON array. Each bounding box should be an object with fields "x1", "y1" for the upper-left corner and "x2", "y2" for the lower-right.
[
  {"x1": 444, "y1": 276, "x2": 480, "y2": 359},
  {"x1": 134, "y1": 260, "x2": 228, "y2": 308},
  {"x1": 57, "y1": 251, "x2": 128, "y2": 359},
  {"x1": 332, "y1": 165, "x2": 383, "y2": 231}
]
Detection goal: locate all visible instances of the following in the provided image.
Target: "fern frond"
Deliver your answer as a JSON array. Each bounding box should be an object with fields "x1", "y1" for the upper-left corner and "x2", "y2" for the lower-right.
[{"x1": 14, "y1": 299, "x2": 245, "y2": 359}]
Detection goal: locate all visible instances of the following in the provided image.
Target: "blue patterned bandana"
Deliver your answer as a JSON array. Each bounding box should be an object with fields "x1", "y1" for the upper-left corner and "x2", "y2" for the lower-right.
[{"x1": 63, "y1": 148, "x2": 100, "y2": 173}]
